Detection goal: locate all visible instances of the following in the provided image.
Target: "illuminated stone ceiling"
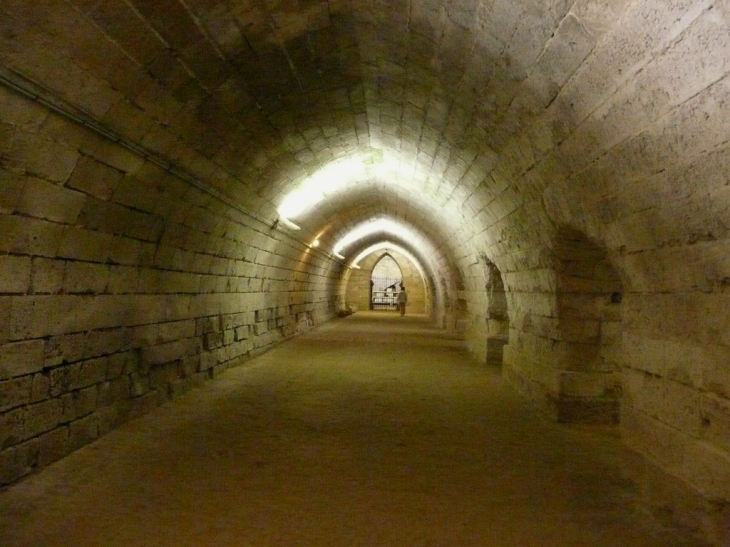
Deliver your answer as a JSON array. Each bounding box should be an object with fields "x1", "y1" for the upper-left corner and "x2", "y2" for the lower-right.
[{"x1": 0, "y1": 0, "x2": 727, "y2": 286}]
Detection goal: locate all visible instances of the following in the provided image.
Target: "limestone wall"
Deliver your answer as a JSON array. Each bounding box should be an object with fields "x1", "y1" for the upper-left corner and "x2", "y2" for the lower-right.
[{"x1": 0, "y1": 87, "x2": 338, "y2": 486}]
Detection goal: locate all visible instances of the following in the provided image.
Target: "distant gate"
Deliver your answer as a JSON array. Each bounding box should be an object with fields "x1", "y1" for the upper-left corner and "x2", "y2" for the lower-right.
[{"x1": 371, "y1": 276, "x2": 402, "y2": 310}]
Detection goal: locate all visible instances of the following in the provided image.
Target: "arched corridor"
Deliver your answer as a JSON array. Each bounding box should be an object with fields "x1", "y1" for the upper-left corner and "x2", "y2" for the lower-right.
[
  {"x1": 1, "y1": 1, "x2": 730, "y2": 544},
  {"x1": 0, "y1": 314, "x2": 707, "y2": 546}
]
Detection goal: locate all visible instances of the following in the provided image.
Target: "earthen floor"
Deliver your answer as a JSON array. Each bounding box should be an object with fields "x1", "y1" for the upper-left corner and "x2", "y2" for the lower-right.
[{"x1": 0, "y1": 312, "x2": 708, "y2": 546}]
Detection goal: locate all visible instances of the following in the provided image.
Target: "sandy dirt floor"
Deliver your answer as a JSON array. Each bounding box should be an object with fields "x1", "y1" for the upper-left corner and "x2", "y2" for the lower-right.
[{"x1": 0, "y1": 312, "x2": 709, "y2": 546}]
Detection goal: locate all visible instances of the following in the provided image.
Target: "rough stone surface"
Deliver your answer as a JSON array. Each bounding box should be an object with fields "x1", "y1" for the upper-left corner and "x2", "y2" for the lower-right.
[
  {"x1": 0, "y1": 1, "x2": 728, "y2": 543},
  {"x1": 0, "y1": 314, "x2": 712, "y2": 547}
]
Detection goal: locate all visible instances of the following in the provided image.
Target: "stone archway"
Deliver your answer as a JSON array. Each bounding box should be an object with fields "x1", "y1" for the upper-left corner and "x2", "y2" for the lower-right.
[
  {"x1": 345, "y1": 250, "x2": 429, "y2": 314},
  {"x1": 554, "y1": 227, "x2": 624, "y2": 424},
  {"x1": 370, "y1": 254, "x2": 403, "y2": 310}
]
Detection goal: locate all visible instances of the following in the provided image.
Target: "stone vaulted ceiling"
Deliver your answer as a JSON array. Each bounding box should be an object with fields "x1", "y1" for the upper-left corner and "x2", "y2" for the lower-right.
[{"x1": 0, "y1": 0, "x2": 728, "y2": 290}]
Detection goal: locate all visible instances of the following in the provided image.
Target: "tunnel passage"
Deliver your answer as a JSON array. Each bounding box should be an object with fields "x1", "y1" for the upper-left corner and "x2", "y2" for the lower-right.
[{"x1": 0, "y1": 1, "x2": 729, "y2": 544}]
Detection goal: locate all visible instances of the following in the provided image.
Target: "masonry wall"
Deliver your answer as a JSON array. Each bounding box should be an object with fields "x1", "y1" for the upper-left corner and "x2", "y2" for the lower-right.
[
  {"x1": 441, "y1": 4, "x2": 730, "y2": 542},
  {"x1": 0, "y1": 88, "x2": 339, "y2": 486}
]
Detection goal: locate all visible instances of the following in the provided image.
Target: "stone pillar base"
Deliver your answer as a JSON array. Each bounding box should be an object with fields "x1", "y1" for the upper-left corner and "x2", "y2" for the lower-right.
[
  {"x1": 554, "y1": 396, "x2": 619, "y2": 424},
  {"x1": 486, "y1": 336, "x2": 507, "y2": 367}
]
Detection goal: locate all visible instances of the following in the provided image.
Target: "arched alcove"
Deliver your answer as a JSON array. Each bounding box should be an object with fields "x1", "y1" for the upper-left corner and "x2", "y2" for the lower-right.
[
  {"x1": 554, "y1": 227, "x2": 625, "y2": 424},
  {"x1": 485, "y1": 260, "x2": 509, "y2": 368}
]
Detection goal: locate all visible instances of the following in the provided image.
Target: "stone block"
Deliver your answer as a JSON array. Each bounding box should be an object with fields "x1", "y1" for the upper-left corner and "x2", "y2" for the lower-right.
[
  {"x1": 128, "y1": 393, "x2": 159, "y2": 421},
  {"x1": 98, "y1": 377, "x2": 130, "y2": 406},
  {"x1": 84, "y1": 137, "x2": 145, "y2": 177},
  {"x1": 624, "y1": 368, "x2": 702, "y2": 436},
  {"x1": 64, "y1": 262, "x2": 109, "y2": 294},
  {"x1": 130, "y1": 373, "x2": 150, "y2": 397},
  {"x1": 199, "y1": 350, "x2": 217, "y2": 371},
  {"x1": 700, "y1": 393, "x2": 730, "y2": 454},
  {"x1": 8, "y1": 132, "x2": 80, "y2": 182},
  {"x1": 0, "y1": 339, "x2": 44, "y2": 380},
  {"x1": 74, "y1": 386, "x2": 99, "y2": 417},
  {"x1": 623, "y1": 406, "x2": 688, "y2": 474},
  {"x1": 0, "y1": 445, "x2": 31, "y2": 485},
  {"x1": 197, "y1": 315, "x2": 221, "y2": 335},
  {"x1": 0, "y1": 215, "x2": 64, "y2": 257},
  {"x1": 106, "y1": 353, "x2": 126, "y2": 378},
  {"x1": 78, "y1": 199, "x2": 163, "y2": 242},
  {"x1": 0, "y1": 256, "x2": 31, "y2": 294},
  {"x1": 31, "y1": 258, "x2": 66, "y2": 294},
  {"x1": 176, "y1": 354, "x2": 194, "y2": 378},
  {"x1": 95, "y1": 402, "x2": 129, "y2": 437},
  {"x1": 23, "y1": 398, "x2": 62, "y2": 440},
  {"x1": 559, "y1": 370, "x2": 618, "y2": 398},
  {"x1": 30, "y1": 373, "x2": 50, "y2": 403},
  {"x1": 555, "y1": 396, "x2": 619, "y2": 424},
  {"x1": 682, "y1": 437, "x2": 730, "y2": 502},
  {"x1": 113, "y1": 173, "x2": 162, "y2": 214},
  {"x1": 44, "y1": 333, "x2": 85, "y2": 368},
  {"x1": 0, "y1": 407, "x2": 23, "y2": 448},
  {"x1": 0, "y1": 376, "x2": 32, "y2": 412},
  {"x1": 49, "y1": 367, "x2": 68, "y2": 398},
  {"x1": 10, "y1": 296, "x2": 55, "y2": 340},
  {"x1": 130, "y1": 324, "x2": 159, "y2": 349},
  {"x1": 486, "y1": 336, "x2": 507, "y2": 367},
  {"x1": 623, "y1": 334, "x2": 706, "y2": 387},
  {"x1": 0, "y1": 298, "x2": 9, "y2": 344},
  {"x1": 107, "y1": 265, "x2": 139, "y2": 294},
  {"x1": 234, "y1": 325, "x2": 249, "y2": 341},
  {"x1": 68, "y1": 358, "x2": 109, "y2": 391},
  {"x1": 36, "y1": 426, "x2": 70, "y2": 467},
  {"x1": 66, "y1": 155, "x2": 124, "y2": 200},
  {"x1": 157, "y1": 320, "x2": 196, "y2": 343},
  {"x1": 702, "y1": 348, "x2": 730, "y2": 399},
  {"x1": 16, "y1": 178, "x2": 86, "y2": 224},
  {"x1": 108, "y1": 238, "x2": 141, "y2": 266},
  {"x1": 599, "y1": 321, "x2": 622, "y2": 346},
  {"x1": 69, "y1": 414, "x2": 99, "y2": 450},
  {"x1": 148, "y1": 361, "x2": 179, "y2": 394},
  {"x1": 164, "y1": 294, "x2": 195, "y2": 323},
  {"x1": 57, "y1": 227, "x2": 113, "y2": 262},
  {"x1": 59, "y1": 393, "x2": 76, "y2": 423},
  {"x1": 142, "y1": 338, "x2": 196, "y2": 365},
  {"x1": 0, "y1": 172, "x2": 24, "y2": 215},
  {"x1": 84, "y1": 328, "x2": 131, "y2": 359},
  {"x1": 558, "y1": 317, "x2": 600, "y2": 342}
]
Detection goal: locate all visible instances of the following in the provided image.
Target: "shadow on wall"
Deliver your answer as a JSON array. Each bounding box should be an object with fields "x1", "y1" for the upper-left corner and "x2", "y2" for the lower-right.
[
  {"x1": 485, "y1": 259, "x2": 509, "y2": 368},
  {"x1": 554, "y1": 226, "x2": 624, "y2": 424}
]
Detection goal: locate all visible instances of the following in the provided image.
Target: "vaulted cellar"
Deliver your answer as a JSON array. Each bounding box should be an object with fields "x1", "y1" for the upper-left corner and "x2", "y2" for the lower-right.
[{"x1": 1, "y1": 1, "x2": 729, "y2": 544}]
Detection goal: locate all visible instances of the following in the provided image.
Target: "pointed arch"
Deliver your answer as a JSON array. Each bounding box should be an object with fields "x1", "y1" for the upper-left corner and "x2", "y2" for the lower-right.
[{"x1": 345, "y1": 248, "x2": 430, "y2": 314}]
